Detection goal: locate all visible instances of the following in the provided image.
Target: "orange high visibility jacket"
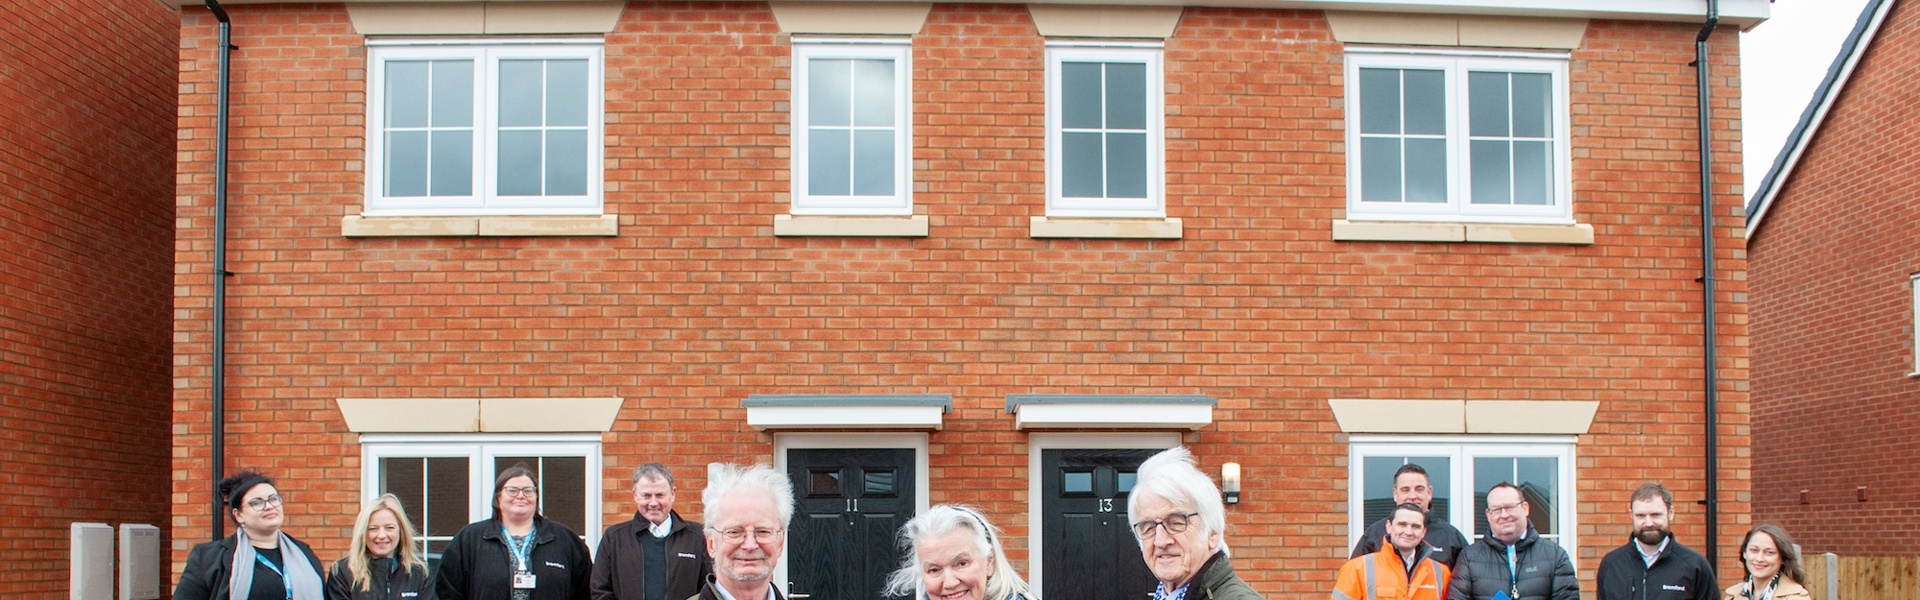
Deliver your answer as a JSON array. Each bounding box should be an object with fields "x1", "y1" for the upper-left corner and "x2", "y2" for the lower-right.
[{"x1": 1333, "y1": 537, "x2": 1452, "y2": 600}]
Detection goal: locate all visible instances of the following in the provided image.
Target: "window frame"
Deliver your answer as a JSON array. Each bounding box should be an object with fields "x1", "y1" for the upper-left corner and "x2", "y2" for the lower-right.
[
  {"x1": 365, "y1": 39, "x2": 605, "y2": 217},
  {"x1": 1911, "y1": 273, "x2": 1919, "y2": 376},
  {"x1": 790, "y1": 38, "x2": 914, "y2": 216},
  {"x1": 1344, "y1": 49, "x2": 1573, "y2": 225},
  {"x1": 1045, "y1": 42, "x2": 1166, "y2": 219},
  {"x1": 360, "y1": 434, "x2": 604, "y2": 555},
  {"x1": 1347, "y1": 435, "x2": 1577, "y2": 553}
]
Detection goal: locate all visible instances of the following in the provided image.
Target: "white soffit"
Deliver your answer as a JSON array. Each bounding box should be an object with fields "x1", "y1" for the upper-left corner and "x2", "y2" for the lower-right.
[
  {"x1": 1007, "y1": 394, "x2": 1216, "y2": 430},
  {"x1": 745, "y1": 394, "x2": 951, "y2": 430}
]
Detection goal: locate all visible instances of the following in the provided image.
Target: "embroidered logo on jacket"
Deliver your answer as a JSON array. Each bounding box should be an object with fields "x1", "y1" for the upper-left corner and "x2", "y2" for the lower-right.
[
  {"x1": 678, "y1": 553, "x2": 698, "y2": 559},
  {"x1": 546, "y1": 561, "x2": 567, "y2": 569},
  {"x1": 1664, "y1": 586, "x2": 1686, "y2": 592}
]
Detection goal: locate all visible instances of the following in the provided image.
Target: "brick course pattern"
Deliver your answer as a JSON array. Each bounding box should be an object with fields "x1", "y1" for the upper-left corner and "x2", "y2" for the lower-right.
[
  {"x1": 174, "y1": 3, "x2": 1750, "y2": 596},
  {"x1": 1749, "y1": 0, "x2": 1920, "y2": 558},
  {"x1": 1, "y1": 0, "x2": 178, "y2": 597}
]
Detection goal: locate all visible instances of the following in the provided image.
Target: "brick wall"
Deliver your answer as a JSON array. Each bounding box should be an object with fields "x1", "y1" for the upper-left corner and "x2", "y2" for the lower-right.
[
  {"x1": 1749, "y1": 0, "x2": 1920, "y2": 558},
  {"x1": 0, "y1": 0, "x2": 178, "y2": 597},
  {"x1": 174, "y1": 3, "x2": 1750, "y2": 595}
]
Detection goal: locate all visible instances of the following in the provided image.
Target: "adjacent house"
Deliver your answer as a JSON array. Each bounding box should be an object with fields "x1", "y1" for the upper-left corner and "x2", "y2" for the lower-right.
[
  {"x1": 170, "y1": 1, "x2": 1760, "y2": 595},
  {"x1": 1745, "y1": 0, "x2": 1917, "y2": 558},
  {"x1": 1, "y1": 0, "x2": 178, "y2": 597}
]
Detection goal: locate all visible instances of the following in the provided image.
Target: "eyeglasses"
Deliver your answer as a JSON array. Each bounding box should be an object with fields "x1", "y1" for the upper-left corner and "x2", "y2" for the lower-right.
[
  {"x1": 1131, "y1": 513, "x2": 1202, "y2": 540},
  {"x1": 246, "y1": 495, "x2": 284, "y2": 511},
  {"x1": 1486, "y1": 502, "x2": 1526, "y2": 516},
  {"x1": 713, "y1": 527, "x2": 784, "y2": 545},
  {"x1": 502, "y1": 486, "x2": 539, "y2": 498}
]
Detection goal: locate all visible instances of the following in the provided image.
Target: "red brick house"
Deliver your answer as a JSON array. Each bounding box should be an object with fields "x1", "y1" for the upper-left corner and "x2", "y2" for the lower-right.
[
  {"x1": 170, "y1": 1, "x2": 1761, "y2": 596},
  {"x1": 1745, "y1": 0, "x2": 1917, "y2": 558},
  {"x1": 1, "y1": 0, "x2": 178, "y2": 597}
]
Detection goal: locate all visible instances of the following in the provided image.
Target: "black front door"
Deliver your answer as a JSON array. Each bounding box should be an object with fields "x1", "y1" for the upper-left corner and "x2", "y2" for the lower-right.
[
  {"x1": 786, "y1": 448, "x2": 915, "y2": 600},
  {"x1": 1041, "y1": 448, "x2": 1159, "y2": 600}
]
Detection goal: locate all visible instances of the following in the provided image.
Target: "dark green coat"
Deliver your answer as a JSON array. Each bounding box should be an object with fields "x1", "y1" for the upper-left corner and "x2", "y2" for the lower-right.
[{"x1": 1182, "y1": 550, "x2": 1264, "y2": 600}]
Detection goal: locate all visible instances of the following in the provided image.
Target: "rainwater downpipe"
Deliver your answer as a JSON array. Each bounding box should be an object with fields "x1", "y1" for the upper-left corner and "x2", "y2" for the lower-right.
[
  {"x1": 205, "y1": 0, "x2": 233, "y2": 542},
  {"x1": 1693, "y1": 0, "x2": 1721, "y2": 568}
]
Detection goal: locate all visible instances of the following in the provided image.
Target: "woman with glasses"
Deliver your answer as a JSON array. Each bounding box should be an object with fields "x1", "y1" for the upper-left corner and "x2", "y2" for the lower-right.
[
  {"x1": 883, "y1": 505, "x2": 1034, "y2": 600},
  {"x1": 172, "y1": 470, "x2": 326, "y2": 600},
  {"x1": 326, "y1": 494, "x2": 433, "y2": 600},
  {"x1": 1722, "y1": 525, "x2": 1811, "y2": 600},
  {"x1": 433, "y1": 463, "x2": 592, "y2": 600}
]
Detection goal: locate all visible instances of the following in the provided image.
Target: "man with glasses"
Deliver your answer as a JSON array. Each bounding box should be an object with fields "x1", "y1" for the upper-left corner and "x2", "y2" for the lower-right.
[
  {"x1": 1127, "y1": 446, "x2": 1264, "y2": 600},
  {"x1": 594, "y1": 463, "x2": 713, "y2": 600},
  {"x1": 1447, "y1": 483, "x2": 1577, "y2": 600},
  {"x1": 694, "y1": 462, "x2": 796, "y2": 600},
  {"x1": 1350, "y1": 464, "x2": 1469, "y2": 568},
  {"x1": 1595, "y1": 483, "x2": 1716, "y2": 600}
]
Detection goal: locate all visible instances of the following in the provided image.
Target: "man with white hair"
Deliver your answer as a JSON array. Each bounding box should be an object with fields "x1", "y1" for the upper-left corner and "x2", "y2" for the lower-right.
[
  {"x1": 694, "y1": 463, "x2": 796, "y2": 600},
  {"x1": 1127, "y1": 446, "x2": 1264, "y2": 600}
]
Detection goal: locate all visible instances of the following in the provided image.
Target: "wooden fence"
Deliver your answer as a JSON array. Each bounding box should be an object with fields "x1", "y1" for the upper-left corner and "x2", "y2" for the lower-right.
[{"x1": 1802, "y1": 554, "x2": 1920, "y2": 600}]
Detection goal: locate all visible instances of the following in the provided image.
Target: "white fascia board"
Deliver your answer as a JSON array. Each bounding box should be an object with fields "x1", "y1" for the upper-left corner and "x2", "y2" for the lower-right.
[
  {"x1": 747, "y1": 405, "x2": 946, "y2": 431},
  {"x1": 1012, "y1": 402, "x2": 1214, "y2": 430}
]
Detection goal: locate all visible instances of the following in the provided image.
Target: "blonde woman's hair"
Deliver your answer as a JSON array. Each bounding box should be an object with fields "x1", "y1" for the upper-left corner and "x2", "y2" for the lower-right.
[{"x1": 347, "y1": 494, "x2": 428, "y2": 591}]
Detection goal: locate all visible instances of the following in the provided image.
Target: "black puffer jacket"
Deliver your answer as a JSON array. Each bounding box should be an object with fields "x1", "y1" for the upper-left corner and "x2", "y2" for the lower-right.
[
  {"x1": 327, "y1": 556, "x2": 435, "y2": 600},
  {"x1": 1595, "y1": 536, "x2": 1716, "y2": 600},
  {"x1": 1446, "y1": 527, "x2": 1578, "y2": 600}
]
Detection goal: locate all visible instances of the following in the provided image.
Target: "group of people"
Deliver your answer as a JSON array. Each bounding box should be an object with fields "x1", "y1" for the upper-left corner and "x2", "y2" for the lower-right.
[
  {"x1": 1336, "y1": 463, "x2": 1812, "y2": 600},
  {"x1": 170, "y1": 450, "x2": 1812, "y2": 600}
]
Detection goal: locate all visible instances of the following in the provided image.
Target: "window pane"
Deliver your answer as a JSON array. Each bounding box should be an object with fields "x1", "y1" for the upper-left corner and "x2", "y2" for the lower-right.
[
  {"x1": 809, "y1": 470, "x2": 841, "y2": 497},
  {"x1": 1106, "y1": 132, "x2": 1147, "y2": 198},
  {"x1": 546, "y1": 59, "x2": 589, "y2": 127},
  {"x1": 1405, "y1": 138, "x2": 1447, "y2": 203},
  {"x1": 498, "y1": 130, "x2": 542, "y2": 196},
  {"x1": 863, "y1": 470, "x2": 896, "y2": 496},
  {"x1": 852, "y1": 129, "x2": 894, "y2": 196},
  {"x1": 1359, "y1": 137, "x2": 1402, "y2": 202},
  {"x1": 808, "y1": 129, "x2": 851, "y2": 196},
  {"x1": 1470, "y1": 139, "x2": 1511, "y2": 205},
  {"x1": 385, "y1": 62, "x2": 431, "y2": 128},
  {"x1": 1063, "y1": 471, "x2": 1093, "y2": 495},
  {"x1": 429, "y1": 130, "x2": 473, "y2": 196},
  {"x1": 809, "y1": 59, "x2": 852, "y2": 127},
  {"x1": 1116, "y1": 471, "x2": 1137, "y2": 494},
  {"x1": 545, "y1": 129, "x2": 588, "y2": 196},
  {"x1": 1061, "y1": 62, "x2": 1103, "y2": 129},
  {"x1": 1061, "y1": 131, "x2": 1104, "y2": 197},
  {"x1": 381, "y1": 457, "x2": 425, "y2": 526},
  {"x1": 852, "y1": 59, "x2": 895, "y2": 128},
  {"x1": 1516, "y1": 457, "x2": 1558, "y2": 535},
  {"x1": 540, "y1": 456, "x2": 586, "y2": 535},
  {"x1": 1468, "y1": 71, "x2": 1509, "y2": 137},
  {"x1": 1511, "y1": 73, "x2": 1551, "y2": 138},
  {"x1": 1358, "y1": 68, "x2": 1401, "y2": 134},
  {"x1": 1403, "y1": 69, "x2": 1445, "y2": 136},
  {"x1": 1512, "y1": 140, "x2": 1551, "y2": 205},
  {"x1": 385, "y1": 131, "x2": 428, "y2": 197},
  {"x1": 1105, "y1": 62, "x2": 1147, "y2": 130},
  {"x1": 499, "y1": 60, "x2": 544, "y2": 127},
  {"x1": 426, "y1": 457, "x2": 470, "y2": 537},
  {"x1": 430, "y1": 61, "x2": 474, "y2": 128}
]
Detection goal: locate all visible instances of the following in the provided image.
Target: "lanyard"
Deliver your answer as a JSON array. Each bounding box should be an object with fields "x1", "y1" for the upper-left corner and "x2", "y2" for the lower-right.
[
  {"x1": 503, "y1": 524, "x2": 537, "y2": 573},
  {"x1": 1506, "y1": 544, "x2": 1519, "y2": 599},
  {"x1": 255, "y1": 553, "x2": 292, "y2": 600}
]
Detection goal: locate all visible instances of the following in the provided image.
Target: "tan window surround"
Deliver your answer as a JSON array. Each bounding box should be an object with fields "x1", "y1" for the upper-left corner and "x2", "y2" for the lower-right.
[
  {"x1": 1327, "y1": 399, "x2": 1599, "y2": 435},
  {"x1": 769, "y1": 2, "x2": 933, "y2": 35},
  {"x1": 1026, "y1": 4, "x2": 1182, "y2": 39},
  {"x1": 344, "y1": 2, "x2": 625, "y2": 36},
  {"x1": 1323, "y1": 11, "x2": 1588, "y2": 49},
  {"x1": 1029, "y1": 216, "x2": 1183, "y2": 240},
  {"x1": 337, "y1": 398, "x2": 624, "y2": 433},
  {"x1": 1331, "y1": 220, "x2": 1593, "y2": 245},
  {"x1": 342, "y1": 215, "x2": 618, "y2": 237}
]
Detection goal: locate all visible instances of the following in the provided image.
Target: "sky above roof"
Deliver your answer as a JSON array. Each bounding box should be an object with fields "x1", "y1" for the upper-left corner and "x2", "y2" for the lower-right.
[{"x1": 1740, "y1": 0, "x2": 1875, "y2": 201}]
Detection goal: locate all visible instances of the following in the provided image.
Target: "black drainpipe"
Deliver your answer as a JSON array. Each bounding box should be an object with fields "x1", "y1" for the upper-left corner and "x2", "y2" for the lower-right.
[
  {"x1": 1692, "y1": 0, "x2": 1721, "y2": 568},
  {"x1": 205, "y1": 0, "x2": 233, "y2": 542}
]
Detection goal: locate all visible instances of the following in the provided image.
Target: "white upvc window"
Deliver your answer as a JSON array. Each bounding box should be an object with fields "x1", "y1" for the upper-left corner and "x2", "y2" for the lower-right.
[
  {"x1": 791, "y1": 39, "x2": 913, "y2": 216},
  {"x1": 1345, "y1": 50, "x2": 1571, "y2": 224},
  {"x1": 366, "y1": 41, "x2": 604, "y2": 216},
  {"x1": 1046, "y1": 43, "x2": 1165, "y2": 218},
  {"x1": 1348, "y1": 436, "x2": 1577, "y2": 552},
  {"x1": 360, "y1": 435, "x2": 602, "y2": 567}
]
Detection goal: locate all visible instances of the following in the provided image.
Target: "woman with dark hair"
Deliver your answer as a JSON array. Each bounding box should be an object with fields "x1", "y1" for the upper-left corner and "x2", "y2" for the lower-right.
[
  {"x1": 326, "y1": 493, "x2": 434, "y2": 600},
  {"x1": 172, "y1": 470, "x2": 326, "y2": 600},
  {"x1": 1722, "y1": 524, "x2": 1812, "y2": 600},
  {"x1": 432, "y1": 463, "x2": 592, "y2": 600}
]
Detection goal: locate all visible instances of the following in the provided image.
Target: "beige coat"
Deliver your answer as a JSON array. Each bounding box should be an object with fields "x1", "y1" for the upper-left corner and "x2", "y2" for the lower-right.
[{"x1": 1721, "y1": 578, "x2": 1813, "y2": 600}]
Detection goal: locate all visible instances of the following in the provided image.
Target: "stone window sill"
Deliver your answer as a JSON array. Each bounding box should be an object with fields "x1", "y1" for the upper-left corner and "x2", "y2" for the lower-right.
[
  {"x1": 341, "y1": 215, "x2": 618, "y2": 237},
  {"x1": 1029, "y1": 216, "x2": 1183, "y2": 239},
  {"x1": 1332, "y1": 220, "x2": 1593, "y2": 245},
  {"x1": 773, "y1": 214, "x2": 929, "y2": 237}
]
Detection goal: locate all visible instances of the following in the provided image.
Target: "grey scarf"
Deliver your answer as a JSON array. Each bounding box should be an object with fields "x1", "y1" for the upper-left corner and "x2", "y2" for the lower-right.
[{"x1": 228, "y1": 532, "x2": 324, "y2": 600}]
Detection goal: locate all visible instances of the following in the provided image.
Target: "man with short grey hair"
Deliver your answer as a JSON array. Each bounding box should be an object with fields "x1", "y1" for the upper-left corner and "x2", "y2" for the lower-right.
[
  {"x1": 593, "y1": 463, "x2": 712, "y2": 600},
  {"x1": 697, "y1": 462, "x2": 797, "y2": 600},
  {"x1": 1127, "y1": 446, "x2": 1263, "y2": 600}
]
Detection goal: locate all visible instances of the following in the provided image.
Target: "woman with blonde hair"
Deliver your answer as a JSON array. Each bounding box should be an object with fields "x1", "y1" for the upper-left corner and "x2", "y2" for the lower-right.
[
  {"x1": 326, "y1": 494, "x2": 433, "y2": 600},
  {"x1": 884, "y1": 504, "x2": 1034, "y2": 600},
  {"x1": 1722, "y1": 524, "x2": 1811, "y2": 600}
]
